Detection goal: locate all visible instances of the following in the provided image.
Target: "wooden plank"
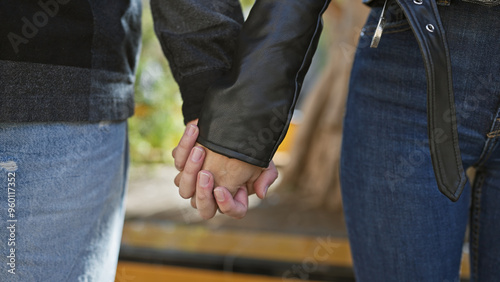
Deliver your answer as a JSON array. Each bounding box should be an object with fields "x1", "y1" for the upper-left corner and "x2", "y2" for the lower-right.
[
  {"x1": 120, "y1": 222, "x2": 470, "y2": 279},
  {"x1": 115, "y1": 262, "x2": 316, "y2": 282},
  {"x1": 121, "y1": 222, "x2": 352, "y2": 267}
]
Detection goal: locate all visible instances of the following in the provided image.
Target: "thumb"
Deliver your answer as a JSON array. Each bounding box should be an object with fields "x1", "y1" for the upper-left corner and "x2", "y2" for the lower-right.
[
  {"x1": 253, "y1": 161, "x2": 278, "y2": 199},
  {"x1": 215, "y1": 187, "x2": 248, "y2": 219}
]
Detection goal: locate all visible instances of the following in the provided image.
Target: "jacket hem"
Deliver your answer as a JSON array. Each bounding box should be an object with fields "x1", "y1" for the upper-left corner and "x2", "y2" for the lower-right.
[{"x1": 197, "y1": 135, "x2": 269, "y2": 168}]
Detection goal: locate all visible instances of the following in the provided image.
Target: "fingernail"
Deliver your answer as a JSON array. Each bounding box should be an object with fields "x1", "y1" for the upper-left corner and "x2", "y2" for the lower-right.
[
  {"x1": 214, "y1": 189, "x2": 225, "y2": 202},
  {"x1": 187, "y1": 125, "x2": 196, "y2": 136},
  {"x1": 264, "y1": 186, "x2": 269, "y2": 198},
  {"x1": 191, "y1": 147, "x2": 203, "y2": 162},
  {"x1": 200, "y1": 172, "x2": 210, "y2": 187}
]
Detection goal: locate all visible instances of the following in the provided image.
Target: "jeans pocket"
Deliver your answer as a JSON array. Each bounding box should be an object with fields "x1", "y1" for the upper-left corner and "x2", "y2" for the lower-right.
[{"x1": 362, "y1": 0, "x2": 411, "y2": 37}]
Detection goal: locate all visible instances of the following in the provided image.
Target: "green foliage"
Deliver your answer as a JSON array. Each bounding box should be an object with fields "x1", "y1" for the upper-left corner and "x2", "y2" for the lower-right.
[
  {"x1": 129, "y1": 0, "x2": 257, "y2": 164},
  {"x1": 240, "y1": 0, "x2": 255, "y2": 8},
  {"x1": 129, "y1": 4, "x2": 184, "y2": 164}
]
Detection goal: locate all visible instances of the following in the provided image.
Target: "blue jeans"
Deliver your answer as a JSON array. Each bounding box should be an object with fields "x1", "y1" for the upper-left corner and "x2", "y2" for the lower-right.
[
  {"x1": 341, "y1": 1, "x2": 500, "y2": 281},
  {"x1": 0, "y1": 121, "x2": 128, "y2": 281}
]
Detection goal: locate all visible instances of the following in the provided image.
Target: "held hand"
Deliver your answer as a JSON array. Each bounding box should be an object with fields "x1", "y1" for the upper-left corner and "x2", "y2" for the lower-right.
[
  {"x1": 172, "y1": 120, "x2": 278, "y2": 219},
  {"x1": 198, "y1": 143, "x2": 277, "y2": 198},
  {"x1": 191, "y1": 170, "x2": 254, "y2": 219},
  {"x1": 190, "y1": 145, "x2": 278, "y2": 219}
]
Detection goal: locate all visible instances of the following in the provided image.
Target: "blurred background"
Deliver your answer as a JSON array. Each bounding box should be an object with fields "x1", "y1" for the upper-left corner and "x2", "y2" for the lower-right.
[{"x1": 117, "y1": 1, "x2": 471, "y2": 281}]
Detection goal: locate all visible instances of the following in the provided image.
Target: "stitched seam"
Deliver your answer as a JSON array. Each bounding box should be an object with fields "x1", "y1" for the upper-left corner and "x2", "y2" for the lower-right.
[
  {"x1": 269, "y1": 0, "x2": 330, "y2": 160},
  {"x1": 470, "y1": 171, "x2": 486, "y2": 282},
  {"x1": 397, "y1": 0, "x2": 458, "y2": 195},
  {"x1": 413, "y1": 4, "x2": 452, "y2": 191},
  {"x1": 432, "y1": 1, "x2": 464, "y2": 187},
  {"x1": 474, "y1": 140, "x2": 494, "y2": 168},
  {"x1": 197, "y1": 135, "x2": 268, "y2": 167},
  {"x1": 476, "y1": 138, "x2": 499, "y2": 168},
  {"x1": 410, "y1": 0, "x2": 458, "y2": 192},
  {"x1": 486, "y1": 129, "x2": 500, "y2": 138},
  {"x1": 472, "y1": 107, "x2": 500, "y2": 167}
]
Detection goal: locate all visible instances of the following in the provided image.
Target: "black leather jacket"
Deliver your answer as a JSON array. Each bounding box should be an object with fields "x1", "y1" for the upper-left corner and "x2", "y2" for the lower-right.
[{"x1": 197, "y1": 0, "x2": 499, "y2": 202}]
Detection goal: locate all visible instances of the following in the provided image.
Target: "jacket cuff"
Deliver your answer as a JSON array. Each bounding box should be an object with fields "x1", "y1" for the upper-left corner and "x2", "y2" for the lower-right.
[
  {"x1": 178, "y1": 69, "x2": 227, "y2": 125},
  {"x1": 197, "y1": 135, "x2": 269, "y2": 168},
  {"x1": 197, "y1": 0, "x2": 330, "y2": 166}
]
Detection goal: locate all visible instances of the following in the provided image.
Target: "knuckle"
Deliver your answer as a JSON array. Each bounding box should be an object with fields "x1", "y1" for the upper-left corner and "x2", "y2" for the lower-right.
[
  {"x1": 178, "y1": 139, "x2": 193, "y2": 150},
  {"x1": 179, "y1": 188, "x2": 193, "y2": 199},
  {"x1": 196, "y1": 192, "x2": 208, "y2": 201},
  {"x1": 174, "y1": 160, "x2": 183, "y2": 171},
  {"x1": 218, "y1": 205, "x2": 230, "y2": 214},
  {"x1": 183, "y1": 164, "x2": 198, "y2": 175},
  {"x1": 186, "y1": 159, "x2": 203, "y2": 172},
  {"x1": 174, "y1": 173, "x2": 182, "y2": 185},
  {"x1": 200, "y1": 212, "x2": 213, "y2": 220}
]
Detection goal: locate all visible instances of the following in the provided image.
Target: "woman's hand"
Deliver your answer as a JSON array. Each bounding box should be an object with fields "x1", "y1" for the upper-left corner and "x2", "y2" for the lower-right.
[{"x1": 172, "y1": 120, "x2": 278, "y2": 219}]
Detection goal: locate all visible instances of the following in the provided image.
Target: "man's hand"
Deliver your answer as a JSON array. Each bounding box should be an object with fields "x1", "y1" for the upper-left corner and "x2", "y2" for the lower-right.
[
  {"x1": 191, "y1": 145, "x2": 278, "y2": 219},
  {"x1": 172, "y1": 120, "x2": 278, "y2": 219}
]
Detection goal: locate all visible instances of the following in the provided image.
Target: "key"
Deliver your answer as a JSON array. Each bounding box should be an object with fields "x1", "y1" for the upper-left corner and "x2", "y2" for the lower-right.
[{"x1": 370, "y1": 0, "x2": 389, "y2": 48}]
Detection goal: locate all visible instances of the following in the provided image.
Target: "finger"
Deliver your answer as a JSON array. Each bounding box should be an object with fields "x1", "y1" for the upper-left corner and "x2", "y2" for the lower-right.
[
  {"x1": 215, "y1": 187, "x2": 248, "y2": 219},
  {"x1": 172, "y1": 146, "x2": 177, "y2": 159},
  {"x1": 173, "y1": 124, "x2": 199, "y2": 171},
  {"x1": 190, "y1": 195, "x2": 197, "y2": 209},
  {"x1": 186, "y1": 119, "x2": 199, "y2": 126},
  {"x1": 253, "y1": 161, "x2": 279, "y2": 199},
  {"x1": 174, "y1": 172, "x2": 181, "y2": 187},
  {"x1": 179, "y1": 146, "x2": 205, "y2": 199},
  {"x1": 196, "y1": 171, "x2": 217, "y2": 220}
]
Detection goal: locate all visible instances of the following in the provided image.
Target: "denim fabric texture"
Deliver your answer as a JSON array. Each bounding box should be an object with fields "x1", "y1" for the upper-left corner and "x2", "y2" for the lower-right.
[
  {"x1": 0, "y1": 121, "x2": 129, "y2": 281},
  {"x1": 341, "y1": 1, "x2": 500, "y2": 281}
]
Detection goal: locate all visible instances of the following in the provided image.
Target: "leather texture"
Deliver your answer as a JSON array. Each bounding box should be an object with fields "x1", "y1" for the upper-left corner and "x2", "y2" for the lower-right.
[
  {"x1": 396, "y1": 0, "x2": 467, "y2": 201},
  {"x1": 198, "y1": 0, "x2": 483, "y2": 202},
  {"x1": 197, "y1": 0, "x2": 330, "y2": 167}
]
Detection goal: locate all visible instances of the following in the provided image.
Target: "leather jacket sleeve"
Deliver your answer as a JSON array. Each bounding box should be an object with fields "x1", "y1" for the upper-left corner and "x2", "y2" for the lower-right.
[
  {"x1": 150, "y1": 0, "x2": 244, "y2": 124},
  {"x1": 197, "y1": 0, "x2": 331, "y2": 168}
]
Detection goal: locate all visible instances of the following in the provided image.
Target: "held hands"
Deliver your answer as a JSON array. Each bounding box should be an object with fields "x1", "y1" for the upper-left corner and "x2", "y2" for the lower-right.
[{"x1": 172, "y1": 120, "x2": 278, "y2": 220}]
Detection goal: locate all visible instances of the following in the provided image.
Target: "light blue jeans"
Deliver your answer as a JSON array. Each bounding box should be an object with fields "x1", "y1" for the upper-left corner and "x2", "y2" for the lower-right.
[{"x1": 0, "y1": 121, "x2": 129, "y2": 281}]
